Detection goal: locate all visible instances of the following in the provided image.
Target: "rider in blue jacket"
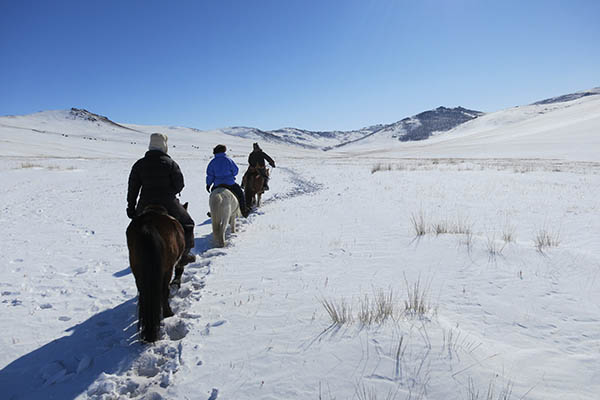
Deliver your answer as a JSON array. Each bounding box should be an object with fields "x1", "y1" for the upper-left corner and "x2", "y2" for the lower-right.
[{"x1": 206, "y1": 144, "x2": 249, "y2": 217}]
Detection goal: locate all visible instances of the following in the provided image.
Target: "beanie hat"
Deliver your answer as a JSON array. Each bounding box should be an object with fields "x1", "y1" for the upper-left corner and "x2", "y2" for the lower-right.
[
  {"x1": 148, "y1": 133, "x2": 168, "y2": 153},
  {"x1": 213, "y1": 144, "x2": 226, "y2": 154}
]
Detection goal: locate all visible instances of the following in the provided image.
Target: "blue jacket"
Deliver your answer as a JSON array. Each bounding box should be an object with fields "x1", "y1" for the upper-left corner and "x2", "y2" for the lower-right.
[{"x1": 206, "y1": 152, "x2": 239, "y2": 187}]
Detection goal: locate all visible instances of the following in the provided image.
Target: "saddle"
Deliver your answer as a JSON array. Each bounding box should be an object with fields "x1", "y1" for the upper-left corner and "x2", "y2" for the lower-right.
[
  {"x1": 138, "y1": 204, "x2": 179, "y2": 223},
  {"x1": 140, "y1": 204, "x2": 169, "y2": 216}
]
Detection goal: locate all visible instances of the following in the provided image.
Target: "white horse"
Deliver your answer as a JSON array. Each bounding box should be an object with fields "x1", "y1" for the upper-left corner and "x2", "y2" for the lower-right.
[{"x1": 209, "y1": 187, "x2": 241, "y2": 247}]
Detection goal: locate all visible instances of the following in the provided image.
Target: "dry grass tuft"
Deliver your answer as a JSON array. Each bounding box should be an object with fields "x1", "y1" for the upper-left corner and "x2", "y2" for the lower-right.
[
  {"x1": 16, "y1": 163, "x2": 75, "y2": 171},
  {"x1": 357, "y1": 288, "x2": 396, "y2": 325},
  {"x1": 428, "y1": 216, "x2": 472, "y2": 236},
  {"x1": 501, "y1": 224, "x2": 516, "y2": 244},
  {"x1": 410, "y1": 211, "x2": 428, "y2": 237},
  {"x1": 486, "y1": 235, "x2": 506, "y2": 258},
  {"x1": 354, "y1": 382, "x2": 399, "y2": 400},
  {"x1": 534, "y1": 228, "x2": 560, "y2": 252},
  {"x1": 371, "y1": 163, "x2": 392, "y2": 174},
  {"x1": 466, "y1": 377, "x2": 514, "y2": 400},
  {"x1": 321, "y1": 297, "x2": 353, "y2": 325},
  {"x1": 403, "y1": 275, "x2": 432, "y2": 318},
  {"x1": 18, "y1": 162, "x2": 43, "y2": 169}
]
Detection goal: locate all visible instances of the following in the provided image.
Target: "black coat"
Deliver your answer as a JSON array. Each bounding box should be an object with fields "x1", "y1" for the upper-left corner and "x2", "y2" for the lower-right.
[
  {"x1": 127, "y1": 150, "x2": 184, "y2": 209},
  {"x1": 248, "y1": 150, "x2": 275, "y2": 168}
]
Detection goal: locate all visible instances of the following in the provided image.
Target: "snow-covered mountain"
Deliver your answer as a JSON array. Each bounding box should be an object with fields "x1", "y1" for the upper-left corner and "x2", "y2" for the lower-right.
[
  {"x1": 531, "y1": 86, "x2": 600, "y2": 105},
  {"x1": 326, "y1": 106, "x2": 483, "y2": 150},
  {"x1": 215, "y1": 106, "x2": 483, "y2": 150}
]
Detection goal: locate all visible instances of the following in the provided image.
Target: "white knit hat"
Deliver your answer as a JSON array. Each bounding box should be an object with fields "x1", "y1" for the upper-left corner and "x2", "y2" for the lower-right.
[{"x1": 148, "y1": 133, "x2": 168, "y2": 153}]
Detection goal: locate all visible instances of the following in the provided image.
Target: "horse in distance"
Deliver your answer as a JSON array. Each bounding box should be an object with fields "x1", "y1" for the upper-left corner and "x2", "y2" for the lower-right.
[{"x1": 243, "y1": 166, "x2": 267, "y2": 208}]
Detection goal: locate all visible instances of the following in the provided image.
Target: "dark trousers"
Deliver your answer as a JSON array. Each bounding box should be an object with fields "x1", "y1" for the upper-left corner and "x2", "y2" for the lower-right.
[
  {"x1": 214, "y1": 183, "x2": 246, "y2": 211},
  {"x1": 136, "y1": 198, "x2": 195, "y2": 250}
]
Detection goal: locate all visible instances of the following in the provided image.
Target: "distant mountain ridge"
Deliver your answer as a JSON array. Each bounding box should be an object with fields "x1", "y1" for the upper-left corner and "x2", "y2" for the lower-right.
[
  {"x1": 531, "y1": 87, "x2": 600, "y2": 106},
  {"x1": 217, "y1": 106, "x2": 484, "y2": 150},
  {"x1": 67, "y1": 108, "x2": 140, "y2": 132},
  {"x1": 325, "y1": 106, "x2": 483, "y2": 150},
  {"x1": 3, "y1": 87, "x2": 598, "y2": 151}
]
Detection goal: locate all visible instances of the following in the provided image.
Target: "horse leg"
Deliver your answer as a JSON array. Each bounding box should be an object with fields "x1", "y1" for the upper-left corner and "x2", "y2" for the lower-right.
[
  {"x1": 171, "y1": 263, "x2": 184, "y2": 288},
  {"x1": 230, "y1": 214, "x2": 236, "y2": 233},
  {"x1": 162, "y1": 269, "x2": 174, "y2": 318},
  {"x1": 257, "y1": 193, "x2": 262, "y2": 207}
]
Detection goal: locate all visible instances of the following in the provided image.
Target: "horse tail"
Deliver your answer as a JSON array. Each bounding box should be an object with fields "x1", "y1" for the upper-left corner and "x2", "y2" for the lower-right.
[
  {"x1": 244, "y1": 179, "x2": 254, "y2": 207},
  {"x1": 136, "y1": 224, "x2": 164, "y2": 342},
  {"x1": 209, "y1": 192, "x2": 228, "y2": 247}
]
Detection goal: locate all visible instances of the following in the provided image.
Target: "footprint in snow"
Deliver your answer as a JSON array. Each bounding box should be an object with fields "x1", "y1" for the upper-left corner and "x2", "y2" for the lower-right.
[{"x1": 200, "y1": 320, "x2": 226, "y2": 336}]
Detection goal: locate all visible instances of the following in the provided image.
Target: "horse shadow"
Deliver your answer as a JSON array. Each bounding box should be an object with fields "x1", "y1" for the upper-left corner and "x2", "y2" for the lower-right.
[
  {"x1": 192, "y1": 230, "x2": 214, "y2": 255},
  {"x1": 0, "y1": 299, "x2": 143, "y2": 400}
]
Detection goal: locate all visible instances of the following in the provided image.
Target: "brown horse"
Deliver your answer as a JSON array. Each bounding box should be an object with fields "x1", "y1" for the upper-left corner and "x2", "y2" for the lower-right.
[
  {"x1": 243, "y1": 166, "x2": 267, "y2": 208},
  {"x1": 126, "y1": 204, "x2": 186, "y2": 342}
]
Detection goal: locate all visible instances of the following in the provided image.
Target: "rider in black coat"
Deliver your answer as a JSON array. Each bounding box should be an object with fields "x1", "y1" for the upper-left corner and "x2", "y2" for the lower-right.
[
  {"x1": 245, "y1": 142, "x2": 275, "y2": 190},
  {"x1": 127, "y1": 133, "x2": 196, "y2": 264}
]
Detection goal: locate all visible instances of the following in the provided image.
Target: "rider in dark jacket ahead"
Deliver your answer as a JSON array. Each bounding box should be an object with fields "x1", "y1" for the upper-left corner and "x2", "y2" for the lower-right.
[
  {"x1": 246, "y1": 142, "x2": 275, "y2": 190},
  {"x1": 127, "y1": 133, "x2": 196, "y2": 264}
]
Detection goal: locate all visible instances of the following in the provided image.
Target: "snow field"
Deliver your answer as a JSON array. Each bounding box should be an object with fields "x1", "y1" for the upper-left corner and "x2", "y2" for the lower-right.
[
  {"x1": 169, "y1": 158, "x2": 599, "y2": 399},
  {"x1": 1, "y1": 155, "x2": 599, "y2": 399}
]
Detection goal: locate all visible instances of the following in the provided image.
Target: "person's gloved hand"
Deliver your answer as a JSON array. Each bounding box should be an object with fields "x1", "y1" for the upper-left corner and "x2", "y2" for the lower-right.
[
  {"x1": 206, "y1": 184, "x2": 211, "y2": 193},
  {"x1": 126, "y1": 206, "x2": 136, "y2": 219},
  {"x1": 270, "y1": 162, "x2": 276, "y2": 168}
]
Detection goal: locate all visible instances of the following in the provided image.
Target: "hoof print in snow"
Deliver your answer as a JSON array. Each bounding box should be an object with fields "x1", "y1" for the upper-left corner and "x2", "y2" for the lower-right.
[
  {"x1": 76, "y1": 355, "x2": 92, "y2": 374},
  {"x1": 165, "y1": 319, "x2": 190, "y2": 341},
  {"x1": 200, "y1": 320, "x2": 226, "y2": 336},
  {"x1": 135, "y1": 354, "x2": 160, "y2": 377},
  {"x1": 208, "y1": 388, "x2": 219, "y2": 400},
  {"x1": 145, "y1": 392, "x2": 166, "y2": 400},
  {"x1": 86, "y1": 374, "x2": 117, "y2": 397}
]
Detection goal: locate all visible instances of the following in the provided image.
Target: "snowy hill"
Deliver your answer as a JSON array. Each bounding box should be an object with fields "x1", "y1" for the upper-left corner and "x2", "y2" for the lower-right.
[
  {"x1": 327, "y1": 106, "x2": 483, "y2": 150},
  {"x1": 214, "y1": 106, "x2": 482, "y2": 150},
  {"x1": 1, "y1": 88, "x2": 600, "y2": 400},
  {"x1": 338, "y1": 88, "x2": 600, "y2": 162},
  {"x1": 531, "y1": 86, "x2": 600, "y2": 105}
]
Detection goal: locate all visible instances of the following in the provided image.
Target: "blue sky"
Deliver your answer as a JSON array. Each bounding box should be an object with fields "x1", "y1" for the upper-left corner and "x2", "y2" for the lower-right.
[{"x1": 1, "y1": 0, "x2": 599, "y2": 131}]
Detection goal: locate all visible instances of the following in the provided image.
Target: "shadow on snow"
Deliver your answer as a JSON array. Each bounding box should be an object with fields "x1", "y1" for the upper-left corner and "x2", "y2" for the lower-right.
[{"x1": 0, "y1": 299, "x2": 142, "y2": 400}]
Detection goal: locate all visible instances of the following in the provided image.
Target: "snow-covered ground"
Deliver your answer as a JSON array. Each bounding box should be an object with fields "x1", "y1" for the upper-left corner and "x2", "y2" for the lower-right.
[{"x1": 0, "y1": 93, "x2": 599, "y2": 399}]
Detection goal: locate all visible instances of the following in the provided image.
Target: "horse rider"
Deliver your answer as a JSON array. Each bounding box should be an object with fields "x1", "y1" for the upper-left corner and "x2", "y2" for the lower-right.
[
  {"x1": 244, "y1": 142, "x2": 276, "y2": 190},
  {"x1": 127, "y1": 133, "x2": 196, "y2": 265},
  {"x1": 206, "y1": 144, "x2": 250, "y2": 217}
]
